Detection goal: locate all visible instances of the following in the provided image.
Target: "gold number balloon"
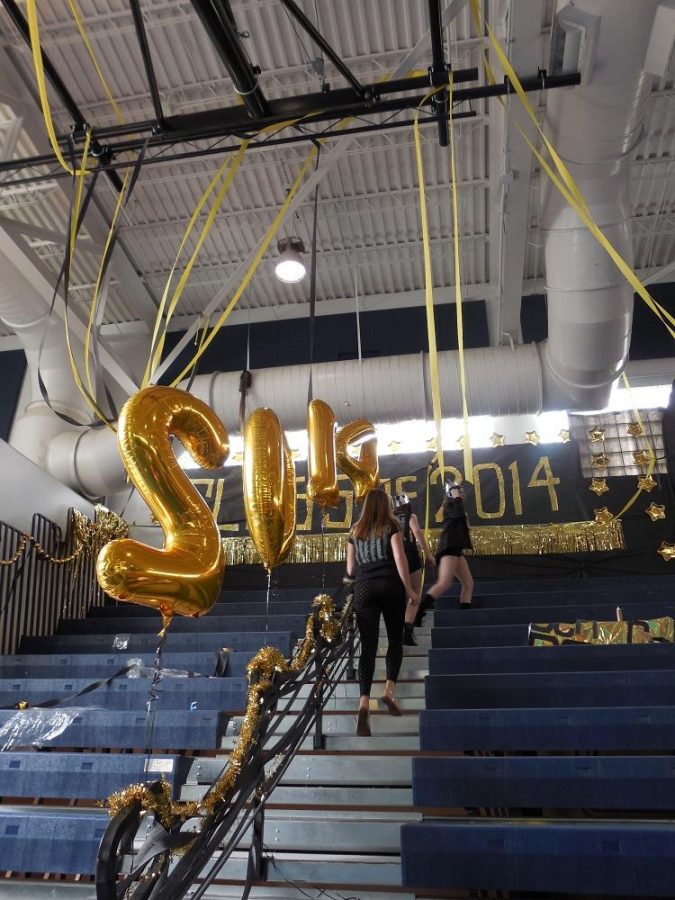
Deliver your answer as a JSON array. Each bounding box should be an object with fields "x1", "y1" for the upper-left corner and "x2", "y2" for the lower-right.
[
  {"x1": 96, "y1": 386, "x2": 229, "y2": 631},
  {"x1": 243, "y1": 407, "x2": 297, "y2": 571},
  {"x1": 336, "y1": 418, "x2": 380, "y2": 503},
  {"x1": 307, "y1": 399, "x2": 339, "y2": 508}
]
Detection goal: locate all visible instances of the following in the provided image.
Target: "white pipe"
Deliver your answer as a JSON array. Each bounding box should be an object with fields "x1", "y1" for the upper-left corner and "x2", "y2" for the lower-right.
[{"x1": 540, "y1": 0, "x2": 659, "y2": 410}]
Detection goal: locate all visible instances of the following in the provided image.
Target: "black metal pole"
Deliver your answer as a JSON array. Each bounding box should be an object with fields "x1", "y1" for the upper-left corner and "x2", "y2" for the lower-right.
[
  {"x1": 128, "y1": 0, "x2": 165, "y2": 128},
  {"x1": 190, "y1": 0, "x2": 269, "y2": 118},
  {"x1": 0, "y1": 72, "x2": 580, "y2": 183},
  {"x1": 427, "y1": 0, "x2": 449, "y2": 147},
  {"x1": 279, "y1": 0, "x2": 366, "y2": 97},
  {"x1": 0, "y1": 0, "x2": 123, "y2": 191}
]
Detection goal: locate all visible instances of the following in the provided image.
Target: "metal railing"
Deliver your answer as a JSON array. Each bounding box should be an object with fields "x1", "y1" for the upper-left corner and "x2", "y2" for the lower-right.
[
  {"x1": 0, "y1": 509, "x2": 106, "y2": 655},
  {"x1": 96, "y1": 590, "x2": 356, "y2": 900}
]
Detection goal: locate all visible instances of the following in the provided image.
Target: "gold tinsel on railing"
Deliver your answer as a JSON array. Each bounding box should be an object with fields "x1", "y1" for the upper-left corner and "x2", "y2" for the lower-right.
[
  {"x1": 221, "y1": 521, "x2": 625, "y2": 565},
  {"x1": 0, "y1": 505, "x2": 128, "y2": 566},
  {"x1": 106, "y1": 594, "x2": 347, "y2": 827}
]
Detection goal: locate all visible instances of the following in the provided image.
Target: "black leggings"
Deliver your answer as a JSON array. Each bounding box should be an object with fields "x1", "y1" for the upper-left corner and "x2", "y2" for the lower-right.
[{"x1": 354, "y1": 576, "x2": 406, "y2": 696}]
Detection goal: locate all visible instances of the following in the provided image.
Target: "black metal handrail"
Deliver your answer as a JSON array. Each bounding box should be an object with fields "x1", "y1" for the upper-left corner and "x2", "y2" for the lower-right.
[{"x1": 96, "y1": 590, "x2": 356, "y2": 900}]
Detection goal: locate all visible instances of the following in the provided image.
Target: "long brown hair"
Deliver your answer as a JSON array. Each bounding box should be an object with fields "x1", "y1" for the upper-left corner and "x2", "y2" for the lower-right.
[{"x1": 351, "y1": 489, "x2": 400, "y2": 541}]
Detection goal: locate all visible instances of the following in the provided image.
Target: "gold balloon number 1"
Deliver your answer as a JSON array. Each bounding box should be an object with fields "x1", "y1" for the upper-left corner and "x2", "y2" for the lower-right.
[{"x1": 96, "y1": 387, "x2": 229, "y2": 631}]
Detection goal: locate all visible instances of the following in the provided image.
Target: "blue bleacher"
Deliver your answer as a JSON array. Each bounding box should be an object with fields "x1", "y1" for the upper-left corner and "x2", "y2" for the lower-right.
[
  {"x1": 91, "y1": 598, "x2": 317, "y2": 617},
  {"x1": 0, "y1": 752, "x2": 189, "y2": 800},
  {"x1": 0, "y1": 708, "x2": 226, "y2": 750},
  {"x1": 412, "y1": 755, "x2": 675, "y2": 810},
  {"x1": 437, "y1": 587, "x2": 668, "y2": 608},
  {"x1": 57, "y1": 613, "x2": 307, "y2": 635},
  {"x1": 443, "y1": 574, "x2": 675, "y2": 595},
  {"x1": 401, "y1": 820, "x2": 675, "y2": 895},
  {"x1": 425, "y1": 669, "x2": 675, "y2": 708},
  {"x1": 419, "y1": 706, "x2": 675, "y2": 751},
  {"x1": 20, "y1": 630, "x2": 294, "y2": 655},
  {"x1": 429, "y1": 642, "x2": 675, "y2": 674},
  {"x1": 0, "y1": 810, "x2": 107, "y2": 874},
  {"x1": 0, "y1": 675, "x2": 247, "y2": 711},
  {"x1": 0, "y1": 651, "x2": 225, "y2": 680},
  {"x1": 434, "y1": 601, "x2": 675, "y2": 627},
  {"x1": 431, "y1": 624, "x2": 529, "y2": 647}
]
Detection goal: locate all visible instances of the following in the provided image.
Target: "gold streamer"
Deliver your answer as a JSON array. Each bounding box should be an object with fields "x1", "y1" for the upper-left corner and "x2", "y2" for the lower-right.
[
  {"x1": 107, "y1": 593, "x2": 348, "y2": 825},
  {"x1": 221, "y1": 520, "x2": 625, "y2": 564}
]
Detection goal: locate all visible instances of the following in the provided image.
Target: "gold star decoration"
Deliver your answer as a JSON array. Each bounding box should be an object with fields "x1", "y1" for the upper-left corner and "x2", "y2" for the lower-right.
[
  {"x1": 589, "y1": 477, "x2": 610, "y2": 496},
  {"x1": 425, "y1": 436, "x2": 437, "y2": 451},
  {"x1": 657, "y1": 541, "x2": 675, "y2": 562},
  {"x1": 558, "y1": 429, "x2": 571, "y2": 443},
  {"x1": 645, "y1": 502, "x2": 666, "y2": 522},
  {"x1": 456, "y1": 435, "x2": 465, "y2": 450},
  {"x1": 627, "y1": 422, "x2": 644, "y2": 437},
  {"x1": 489, "y1": 432, "x2": 505, "y2": 447},
  {"x1": 591, "y1": 453, "x2": 609, "y2": 468},
  {"x1": 633, "y1": 449, "x2": 652, "y2": 467},
  {"x1": 233, "y1": 451, "x2": 244, "y2": 463},
  {"x1": 594, "y1": 507, "x2": 614, "y2": 525},
  {"x1": 387, "y1": 440, "x2": 401, "y2": 454},
  {"x1": 290, "y1": 448, "x2": 302, "y2": 460},
  {"x1": 588, "y1": 427, "x2": 605, "y2": 443},
  {"x1": 525, "y1": 431, "x2": 540, "y2": 446},
  {"x1": 638, "y1": 474, "x2": 657, "y2": 493}
]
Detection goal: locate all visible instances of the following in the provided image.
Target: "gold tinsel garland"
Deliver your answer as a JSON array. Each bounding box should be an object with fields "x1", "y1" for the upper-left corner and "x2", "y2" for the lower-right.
[
  {"x1": 221, "y1": 521, "x2": 625, "y2": 565},
  {"x1": 106, "y1": 594, "x2": 346, "y2": 826},
  {"x1": 0, "y1": 505, "x2": 127, "y2": 566}
]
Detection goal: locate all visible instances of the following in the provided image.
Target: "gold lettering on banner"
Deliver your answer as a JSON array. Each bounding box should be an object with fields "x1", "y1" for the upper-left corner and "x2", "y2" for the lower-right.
[
  {"x1": 429, "y1": 454, "x2": 463, "y2": 523},
  {"x1": 472, "y1": 463, "x2": 506, "y2": 519},
  {"x1": 508, "y1": 461, "x2": 523, "y2": 516},
  {"x1": 192, "y1": 478, "x2": 239, "y2": 532},
  {"x1": 295, "y1": 475, "x2": 314, "y2": 531},
  {"x1": 324, "y1": 474, "x2": 354, "y2": 530},
  {"x1": 527, "y1": 456, "x2": 561, "y2": 511},
  {"x1": 396, "y1": 475, "x2": 418, "y2": 500}
]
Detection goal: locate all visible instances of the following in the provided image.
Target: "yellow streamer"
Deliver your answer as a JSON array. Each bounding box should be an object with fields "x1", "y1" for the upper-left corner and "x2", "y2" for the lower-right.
[
  {"x1": 66, "y1": 0, "x2": 125, "y2": 126},
  {"x1": 26, "y1": 0, "x2": 90, "y2": 175},
  {"x1": 169, "y1": 145, "x2": 320, "y2": 387},
  {"x1": 470, "y1": 0, "x2": 675, "y2": 340},
  {"x1": 447, "y1": 79, "x2": 473, "y2": 483},
  {"x1": 413, "y1": 92, "x2": 445, "y2": 473},
  {"x1": 143, "y1": 144, "x2": 248, "y2": 387},
  {"x1": 612, "y1": 372, "x2": 656, "y2": 520}
]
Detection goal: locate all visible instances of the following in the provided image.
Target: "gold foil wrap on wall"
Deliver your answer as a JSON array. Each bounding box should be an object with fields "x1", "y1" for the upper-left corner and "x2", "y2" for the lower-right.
[
  {"x1": 221, "y1": 520, "x2": 625, "y2": 565},
  {"x1": 529, "y1": 616, "x2": 674, "y2": 646}
]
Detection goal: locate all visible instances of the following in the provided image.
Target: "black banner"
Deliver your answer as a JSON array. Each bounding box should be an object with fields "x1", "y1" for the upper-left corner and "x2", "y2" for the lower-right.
[{"x1": 189, "y1": 442, "x2": 590, "y2": 536}]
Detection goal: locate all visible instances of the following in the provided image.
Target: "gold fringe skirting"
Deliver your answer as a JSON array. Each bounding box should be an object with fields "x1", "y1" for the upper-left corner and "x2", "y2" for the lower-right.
[{"x1": 222, "y1": 520, "x2": 625, "y2": 566}]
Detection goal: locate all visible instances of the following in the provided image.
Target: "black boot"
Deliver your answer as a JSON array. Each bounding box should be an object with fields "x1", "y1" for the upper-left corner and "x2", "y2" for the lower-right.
[
  {"x1": 414, "y1": 593, "x2": 436, "y2": 627},
  {"x1": 403, "y1": 622, "x2": 417, "y2": 646}
]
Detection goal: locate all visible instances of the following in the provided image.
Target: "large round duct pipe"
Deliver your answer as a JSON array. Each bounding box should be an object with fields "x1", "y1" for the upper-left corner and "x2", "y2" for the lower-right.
[
  {"x1": 0, "y1": 249, "x2": 90, "y2": 469},
  {"x1": 540, "y1": 0, "x2": 658, "y2": 410}
]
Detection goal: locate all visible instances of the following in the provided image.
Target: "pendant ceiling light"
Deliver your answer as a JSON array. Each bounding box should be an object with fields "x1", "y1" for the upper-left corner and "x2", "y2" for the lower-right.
[{"x1": 274, "y1": 237, "x2": 306, "y2": 283}]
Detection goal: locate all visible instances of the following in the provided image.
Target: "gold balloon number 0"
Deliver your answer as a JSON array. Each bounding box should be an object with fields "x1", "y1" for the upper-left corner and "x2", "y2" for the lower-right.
[{"x1": 96, "y1": 386, "x2": 229, "y2": 631}]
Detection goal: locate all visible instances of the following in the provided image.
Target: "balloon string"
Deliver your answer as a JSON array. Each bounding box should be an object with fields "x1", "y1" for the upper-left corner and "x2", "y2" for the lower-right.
[
  {"x1": 144, "y1": 627, "x2": 167, "y2": 757},
  {"x1": 321, "y1": 515, "x2": 326, "y2": 590},
  {"x1": 265, "y1": 571, "x2": 271, "y2": 633}
]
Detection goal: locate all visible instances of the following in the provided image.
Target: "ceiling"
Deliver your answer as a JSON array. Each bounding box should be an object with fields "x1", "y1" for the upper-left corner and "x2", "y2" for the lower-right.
[{"x1": 0, "y1": 0, "x2": 673, "y2": 366}]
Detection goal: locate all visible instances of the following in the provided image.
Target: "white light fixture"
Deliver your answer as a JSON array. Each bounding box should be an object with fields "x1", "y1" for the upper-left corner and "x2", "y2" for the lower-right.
[{"x1": 274, "y1": 237, "x2": 306, "y2": 283}]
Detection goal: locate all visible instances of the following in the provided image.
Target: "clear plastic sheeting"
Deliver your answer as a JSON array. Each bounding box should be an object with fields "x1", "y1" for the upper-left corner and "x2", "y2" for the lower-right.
[
  {"x1": 0, "y1": 707, "x2": 90, "y2": 750},
  {"x1": 125, "y1": 659, "x2": 203, "y2": 680},
  {"x1": 112, "y1": 634, "x2": 131, "y2": 650}
]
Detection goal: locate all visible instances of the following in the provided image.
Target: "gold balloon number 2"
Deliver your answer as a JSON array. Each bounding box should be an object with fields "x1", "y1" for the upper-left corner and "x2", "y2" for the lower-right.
[{"x1": 96, "y1": 386, "x2": 229, "y2": 631}]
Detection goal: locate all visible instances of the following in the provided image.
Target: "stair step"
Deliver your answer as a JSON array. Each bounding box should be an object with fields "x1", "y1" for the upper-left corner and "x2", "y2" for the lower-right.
[
  {"x1": 187, "y1": 754, "x2": 413, "y2": 785},
  {"x1": 223, "y1": 713, "x2": 420, "y2": 741},
  {"x1": 181, "y1": 784, "x2": 414, "y2": 806}
]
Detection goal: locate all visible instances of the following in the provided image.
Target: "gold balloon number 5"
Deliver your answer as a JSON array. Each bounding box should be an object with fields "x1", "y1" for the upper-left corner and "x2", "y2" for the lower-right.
[{"x1": 96, "y1": 386, "x2": 229, "y2": 631}]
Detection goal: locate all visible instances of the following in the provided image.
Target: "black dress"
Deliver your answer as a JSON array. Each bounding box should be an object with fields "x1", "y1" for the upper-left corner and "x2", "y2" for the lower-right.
[
  {"x1": 395, "y1": 508, "x2": 422, "y2": 575},
  {"x1": 435, "y1": 496, "x2": 472, "y2": 562}
]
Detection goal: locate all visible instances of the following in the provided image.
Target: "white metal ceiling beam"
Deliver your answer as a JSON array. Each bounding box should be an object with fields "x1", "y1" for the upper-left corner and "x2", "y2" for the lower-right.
[
  {"x1": 153, "y1": 0, "x2": 470, "y2": 381},
  {"x1": 0, "y1": 214, "x2": 100, "y2": 252},
  {"x1": 0, "y1": 44, "x2": 158, "y2": 332},
  {"x1": 486, "y1": 0, "x2": 543, "y2": 346}
]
